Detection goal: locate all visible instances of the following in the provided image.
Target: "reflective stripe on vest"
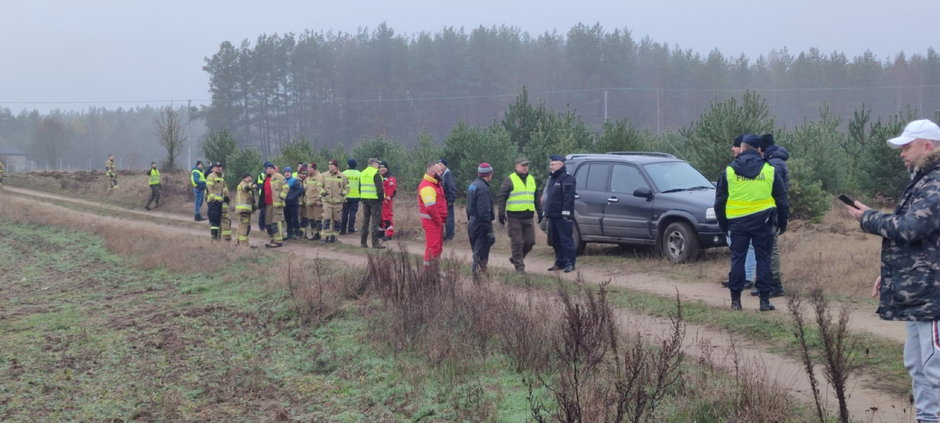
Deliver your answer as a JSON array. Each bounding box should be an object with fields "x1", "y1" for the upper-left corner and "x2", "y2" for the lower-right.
[
  {"x1": 506, "y1": 173, "x2": 536, "y2": 212},
  {"x1": 343, "y1": 169, "x2": 361, "y2": 198},
  {"x1": 359, "y1": 167, "x2": 378, "y2": 199},
  {"x1": 725, "y1": 164, "x2": 776, "y2": 219},
  {"x1": 207, "y1": 175, "x2": 225, "y2": 202},
  {"x1": 148, "y1": 169, "x2": 160, "y2": 185},
  {"x1": 191, "y1": 169, "x2": 205, "y2": 187}
]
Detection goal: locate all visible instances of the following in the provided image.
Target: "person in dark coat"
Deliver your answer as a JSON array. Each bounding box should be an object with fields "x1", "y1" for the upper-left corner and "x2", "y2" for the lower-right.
[
  {"x1": 440, "y1": 158, "x2": 457, "y2": 241},
  {"x1": 466, "y1": 162, "x2": 496, "y2": 281},
  {"x1": 750, "y1": 133, "x2": 790, "y2": 298},
  {"x1": 715, "y1": 134, "x2": 789, "y2": 312},
  {"x1": 543, "y1": 155, "x2": 577, "y2": 273}
]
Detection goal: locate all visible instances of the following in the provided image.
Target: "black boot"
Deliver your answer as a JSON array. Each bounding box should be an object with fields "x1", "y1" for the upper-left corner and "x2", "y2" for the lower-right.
[
  {"x1": 730, "y1": 289, "x2": 743, "y2": 311},
  {"x1": 768, "y1": 277, "x2": 785, "y2": 297},
  {"x1": 759, "y1": 296, "x2": 776, "y2": 312}
]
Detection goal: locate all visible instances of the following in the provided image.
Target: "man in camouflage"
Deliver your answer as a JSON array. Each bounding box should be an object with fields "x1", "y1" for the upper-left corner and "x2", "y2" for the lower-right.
[
  {"x1": 848, "y1": 119, "x2": 940, "y2": 423},
  {"x1": 234, "y1": 173, "x2": 257, "y2": 247},
  {"x1": 321, "y1": 159, "x2": 349, "y2": 243}
]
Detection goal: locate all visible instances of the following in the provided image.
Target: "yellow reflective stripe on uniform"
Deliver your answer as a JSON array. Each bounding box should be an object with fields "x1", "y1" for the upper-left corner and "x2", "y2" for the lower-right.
[
  {"x1": 506, "y1": 173, "x2": 536, "y2": 211},
  {"x1": 420, "y1": 213, "x2": 432, "y2": 219},
  {"x1": 236, "y1": 203, "x2": 253, "y2": 211},
  {"x1": 359, "y1": 167, "x2": 378, "y2": 199},
  {"x1": 725, "y1": 164, "x2": 776, "y2": 219}
]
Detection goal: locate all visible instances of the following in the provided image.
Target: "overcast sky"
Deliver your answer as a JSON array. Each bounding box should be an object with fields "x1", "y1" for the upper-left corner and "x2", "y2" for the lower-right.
[{"x1": 2, "y1": 0, "x2": 934, "y2": 113}]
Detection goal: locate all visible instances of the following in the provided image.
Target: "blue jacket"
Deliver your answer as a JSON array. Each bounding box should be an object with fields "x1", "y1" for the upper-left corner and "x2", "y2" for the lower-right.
[
  {"x1": 543, "y1": 166, "x2": 576, "y2": 219},
  {"x1": 285, "y1": 177, "x2": 304, "y2": 205},
  {"x1": 763, "y1": 144, "x2": 790, "y2": 190},
  {"x1": 442, "y1": 168, "x2": 457, "y2": 206},
  {"x1": 466, "y1": 177, "x2": 494, "y2": 224}
]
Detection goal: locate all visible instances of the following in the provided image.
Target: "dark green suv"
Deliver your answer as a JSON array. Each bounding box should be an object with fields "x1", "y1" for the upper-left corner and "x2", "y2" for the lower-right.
[{"x1": 563, "y1": 152, "x2": 726, "y2": 263}]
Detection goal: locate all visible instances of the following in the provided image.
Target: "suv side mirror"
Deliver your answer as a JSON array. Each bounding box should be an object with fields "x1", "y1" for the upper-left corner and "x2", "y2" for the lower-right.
[{"x1": 633, "y1": 187, "x2": 653, "y2": 199}]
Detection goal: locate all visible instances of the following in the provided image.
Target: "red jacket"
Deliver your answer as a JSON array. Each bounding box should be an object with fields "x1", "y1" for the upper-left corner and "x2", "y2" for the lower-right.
[{"x1": 418, "y1": 173, "x2": 446, "y2": 224}]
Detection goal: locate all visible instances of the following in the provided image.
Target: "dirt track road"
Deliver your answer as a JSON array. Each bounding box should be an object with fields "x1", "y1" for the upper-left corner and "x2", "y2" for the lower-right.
[{"x1": 2, "y1": 186, "x2": 913, "y2": 422}]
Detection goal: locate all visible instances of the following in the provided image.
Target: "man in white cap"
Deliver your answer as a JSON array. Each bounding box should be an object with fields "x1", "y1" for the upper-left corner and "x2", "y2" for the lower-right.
[{"x1": 846, "y1": 119, "x2": 940, "y2": 423}]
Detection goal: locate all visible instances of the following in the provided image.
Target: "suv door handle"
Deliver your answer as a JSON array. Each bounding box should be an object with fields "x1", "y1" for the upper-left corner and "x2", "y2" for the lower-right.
[
  {"x1": 607, "y1": 197, "x2": 619, "y2": 203},
  {"x1": 574, "y1": 194, "x2": 581, "y2": 199}
]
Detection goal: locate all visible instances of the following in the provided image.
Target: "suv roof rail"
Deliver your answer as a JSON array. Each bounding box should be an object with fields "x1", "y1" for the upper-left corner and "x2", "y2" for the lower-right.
[{"x1": 605, "y1": 151, "x2": 676, "y2": 158}]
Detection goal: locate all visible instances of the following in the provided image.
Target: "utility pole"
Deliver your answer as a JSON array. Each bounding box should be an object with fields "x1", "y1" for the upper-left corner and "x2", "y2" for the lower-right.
[
  {"x1": 603, "y1": 89, "x2": 608, "y2": 122},
  {"x1": 187, "y1": 99, "x2": 192, "y2": 168}
]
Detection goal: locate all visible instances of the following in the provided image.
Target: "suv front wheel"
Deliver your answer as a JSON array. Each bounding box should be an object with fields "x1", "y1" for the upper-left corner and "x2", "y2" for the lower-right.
[{"x1": 661, "y1": 222, "x2": 699, "y2": 263}]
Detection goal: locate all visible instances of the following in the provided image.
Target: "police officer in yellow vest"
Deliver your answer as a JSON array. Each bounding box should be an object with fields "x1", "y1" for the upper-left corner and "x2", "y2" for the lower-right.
[
  {"x1": 340, "y1": 159, "x2": 361, "y2": 234},
  {"x1": 715, "y1": 134, "x2": 789, "y2": 312},
  {"x1": 144, "y1": 161, "x2": 161, "y2": 210},
  {"x1": 496, "y1": 157, "x2": 542, "y2": 274}
]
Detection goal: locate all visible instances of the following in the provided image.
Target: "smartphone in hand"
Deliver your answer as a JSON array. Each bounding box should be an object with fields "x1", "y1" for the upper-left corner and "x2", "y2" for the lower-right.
[{"x1": 838, "y1": 193, "x2": 858, "y2": 209}]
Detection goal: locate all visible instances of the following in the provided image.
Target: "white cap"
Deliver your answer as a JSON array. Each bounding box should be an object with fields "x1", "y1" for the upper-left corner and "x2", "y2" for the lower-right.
[{"x1": 887, "y1": 119, "x2": 940, "y2": 149}]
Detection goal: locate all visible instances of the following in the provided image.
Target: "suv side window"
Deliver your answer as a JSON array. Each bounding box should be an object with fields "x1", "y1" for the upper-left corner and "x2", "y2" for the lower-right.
[
  {"x1": 574, "y1": 163, "x2": 589, "y2": 191},
  {"x1": 585, "y1": 163, "x2": 610, "y2": 192},
  {"x1": 610, "y1": 164, "x2": 646, "y2": 193}
]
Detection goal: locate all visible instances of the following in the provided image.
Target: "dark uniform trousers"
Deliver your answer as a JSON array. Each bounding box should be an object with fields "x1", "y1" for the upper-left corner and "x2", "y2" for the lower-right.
[
  {"x1": 341, "y1": 198, "x2": 359, "y2": 233},
  {"x1": 468, "y1": 218, "x2": 495, "y2": 275},
  {"x1": 548, "y1": 217, "x2": 576, "y2": 269},
  {"x1": 360, "y1": 199, "x2": 383, "y2": 246},
  {"x1": 207, "y1": 200, "x2": 223, "y2": 239},
  {"x1": 728, "y1": 221, "x2": 774, "y2": 295}
]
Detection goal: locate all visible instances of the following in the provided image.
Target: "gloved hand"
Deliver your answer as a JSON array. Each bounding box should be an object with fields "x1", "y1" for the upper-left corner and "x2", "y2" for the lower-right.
[{"x1": 498, "y1": 215, "x2": 506, "y2": 225}]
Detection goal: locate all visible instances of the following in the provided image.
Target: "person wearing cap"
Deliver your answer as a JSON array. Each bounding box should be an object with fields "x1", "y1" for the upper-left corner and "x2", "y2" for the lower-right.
[
  {"x1": 439, "y1": 157, "x2": 458, "y2": 241},
  {"x1": 419, "y1": 160, "x2": 447, "y2": 266},
  {"x1": 205, "y1": 162, "x2": 227, "y2": 240},
  {"x1": 359, "y1": 158, "x2": 386, "y2": 249},
  {"x1": 144, "y1": 161, "x2": 161, "y2": 210},
  {"x1": 283, "y1": 167, "x2": 304, "y2": 240},
  {"x1": 321, "y1": 159, "x2": 350, "y2": 243},
  {"x1": 234, "y1": 172, "x2": 257, "y2": 247},
  {"x1": 106, "y1": 153, "x2": 118, "y2": 191},
  {"x1": 496, "y1": 157, "x2": 542, "y2": 274},
  {"x1": 715, "y1": 134, "x2": 789, "y2": 312},
  {"x1": 379, "y1": 161, "x2": 397, "y2": 240},
  {"x1": 749, "y1": 133, "x2": 790, "y2": 298},
  {"x1": 466, "y1": 162, "x2": 496, "y2": 281},
  {"x1": 258, "y1": 162, "x2": 288, "y2": 248},
  {"x1": 543, "y1": 155, "x2": 577, "y2": 273},
  {"x1": 846, "y1": 119, "x2": 940, "y2": 422},
  {"x1": 340, "y1": 158, "x2": 361, "y2": 235},
  {"x1": 191, "y1": 160, "x2": 207, "y2": 221},
  {"x1": 721, "y1": 135, "x2": 756, "y2": 289},
  {"x1": 300, "y1": 163, "x2": 325, "y2": 241}
]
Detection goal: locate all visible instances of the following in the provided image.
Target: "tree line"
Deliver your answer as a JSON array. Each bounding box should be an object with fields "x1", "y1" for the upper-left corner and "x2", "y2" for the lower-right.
[{"x1": 202, "y1": 23, "x2": 940, "y2": 156}]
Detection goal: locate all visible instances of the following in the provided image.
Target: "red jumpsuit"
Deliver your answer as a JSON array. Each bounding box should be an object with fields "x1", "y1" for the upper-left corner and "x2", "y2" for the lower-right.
[
  {"x1": 418, "y1": 173, "x2": 447, "y2": 265},
  {"x1": 381, "y1": 175, "x2": 397, "y2": 239}
]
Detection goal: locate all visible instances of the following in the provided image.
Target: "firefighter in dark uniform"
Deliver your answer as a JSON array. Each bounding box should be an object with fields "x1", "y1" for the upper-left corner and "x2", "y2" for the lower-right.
[{"x1": 715, "y1": 134, "x2": 789, "y2": 312}]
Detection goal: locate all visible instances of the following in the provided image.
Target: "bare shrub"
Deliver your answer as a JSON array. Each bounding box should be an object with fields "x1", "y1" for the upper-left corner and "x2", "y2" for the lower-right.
[
  {"x1": 530, "y1": 280, "x2": 686, "y2": 423},
  {"x1": 276, "y1": 256, "x2": 353, "y2": 325}
]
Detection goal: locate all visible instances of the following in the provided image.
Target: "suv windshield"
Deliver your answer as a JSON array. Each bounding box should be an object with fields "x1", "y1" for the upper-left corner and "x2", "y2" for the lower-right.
[{"x1": 643, "y1": 161, "x2": 713, "y2": 193}]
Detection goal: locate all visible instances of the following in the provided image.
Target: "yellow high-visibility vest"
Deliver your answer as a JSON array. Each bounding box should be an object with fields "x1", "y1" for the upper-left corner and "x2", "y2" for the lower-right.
[
  {"x1": 359, "y1": 167, "x2": 379, "y2": 200},
  {"x1": 191, "y1": 168, "x2": 205, "y2": 187},
  {"x1": 725, "y1": 164, "x2": 776, "y2": 219},
  {"x1": 343, "y1": 169, "x2": 361, "y2": 198},
  {"x1": 506, "y1": 173, "x2": 536, "y2": 212},
  {"x1": 148, "y1": 169, "x2": 160, "y2": 186}
]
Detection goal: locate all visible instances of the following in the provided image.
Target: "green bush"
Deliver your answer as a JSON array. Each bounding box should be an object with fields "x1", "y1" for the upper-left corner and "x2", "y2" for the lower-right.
[
  {"x1": 786, "y1": 158, "x2": 829, "y2": 222},
  {"x1": 224, "y1": 147, "x2": 262, "y2": 190}
]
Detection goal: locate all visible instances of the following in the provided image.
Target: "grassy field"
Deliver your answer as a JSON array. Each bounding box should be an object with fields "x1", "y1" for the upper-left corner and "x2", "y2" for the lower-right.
[{"x1": 0, "y1": 221, "x2": 538, "y2": 421}]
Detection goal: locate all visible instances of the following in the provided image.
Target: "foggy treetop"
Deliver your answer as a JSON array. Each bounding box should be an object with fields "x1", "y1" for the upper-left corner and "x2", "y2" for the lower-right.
[{"x1": 203, "y1": 23, "x2": 939, "y2": 155}]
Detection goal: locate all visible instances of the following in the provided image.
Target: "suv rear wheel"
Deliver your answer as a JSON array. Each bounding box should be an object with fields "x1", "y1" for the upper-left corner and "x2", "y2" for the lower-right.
[{"x1": 661, "y1": 222, "x2": 699, "y2": 263}]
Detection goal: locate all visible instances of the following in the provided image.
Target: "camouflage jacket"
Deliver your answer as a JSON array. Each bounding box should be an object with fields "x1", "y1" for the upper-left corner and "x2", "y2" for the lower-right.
[{"x1": 861, "y1": 148, "x2": 940, "y2": 321}]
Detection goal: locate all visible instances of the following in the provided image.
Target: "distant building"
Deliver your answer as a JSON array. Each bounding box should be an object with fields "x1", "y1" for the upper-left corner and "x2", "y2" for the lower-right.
[{"x1": 0, "y1": 146, "x2": 31, "y2": 173}]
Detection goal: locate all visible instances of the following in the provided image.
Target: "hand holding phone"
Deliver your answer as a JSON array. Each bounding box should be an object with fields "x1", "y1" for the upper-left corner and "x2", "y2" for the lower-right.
[{"x1": 838, "y1": 193, "x2": 858, "y2": 209}]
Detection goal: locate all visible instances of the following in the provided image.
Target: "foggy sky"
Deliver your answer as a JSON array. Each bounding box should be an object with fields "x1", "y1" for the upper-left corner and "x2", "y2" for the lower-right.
[{"x1": 2, "y1": 0, "x2": 934, "y2": 113}]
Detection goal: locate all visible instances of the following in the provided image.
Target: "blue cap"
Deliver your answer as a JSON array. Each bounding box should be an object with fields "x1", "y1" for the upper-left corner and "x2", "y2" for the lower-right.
[
  {"x1": 741, "y1": 134, "x2": 762, "y2": 148},
  {"x1": 284, "y1": 166, "x2": 292, "y2": 173},
  {"x1": 549, "y1": 155, "x2": 566, "y2": 162},
  {"x1": 347, "y1": 159, "x2": 357, "y2": 168},
  {"x1": 263, "y1": 161, "x2": 274, "y2": 169},
  {"x1": 439, "y1": 157, "x2": 447, "y2": 166}
]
